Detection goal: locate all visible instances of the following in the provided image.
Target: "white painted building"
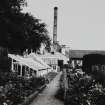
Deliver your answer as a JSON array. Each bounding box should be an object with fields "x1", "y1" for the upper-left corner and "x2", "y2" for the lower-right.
[
  {"x1": 8, "y1": 53, "x2": 52, "y2": 78},
  {"x1": 38, "y1": 52, "x2": 69, "y2": 72}
]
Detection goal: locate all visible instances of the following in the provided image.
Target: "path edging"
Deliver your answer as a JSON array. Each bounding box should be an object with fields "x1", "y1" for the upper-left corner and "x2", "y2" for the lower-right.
[{"x1": 18, "y1": 84, "x2": 46, "y2": 105}]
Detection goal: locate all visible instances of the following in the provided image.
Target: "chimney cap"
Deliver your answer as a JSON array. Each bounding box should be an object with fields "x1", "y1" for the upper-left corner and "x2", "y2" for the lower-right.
[{"x1": 54, "y1": 7, "x2": 58, "y2": 10}]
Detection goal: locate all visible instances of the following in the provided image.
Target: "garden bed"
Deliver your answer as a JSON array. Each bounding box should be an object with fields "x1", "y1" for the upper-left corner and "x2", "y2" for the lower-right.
[
  {"x1": 65, "y1": 69, "x2": 105, "y2": 105},
  {"x1": 0, "y1": 73, "x2": 46, "y2": 105}
]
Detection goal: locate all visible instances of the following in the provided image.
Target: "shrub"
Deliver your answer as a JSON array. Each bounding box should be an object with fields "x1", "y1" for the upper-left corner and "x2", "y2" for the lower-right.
[{"x1": 66, "y1": 70, "x2": 105, "y2": 105}]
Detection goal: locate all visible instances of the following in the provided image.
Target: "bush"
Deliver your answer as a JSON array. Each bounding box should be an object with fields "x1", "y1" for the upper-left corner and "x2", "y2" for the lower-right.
[
  {"x1": 0, "y1": 75, "x2": 46, "y2": 105},
  {"x1": 30, "y1": 77, "x2": 45, "y2": 89},
  {"x1": 65, "y1": 70, "x2": 105, "y2": 105}
]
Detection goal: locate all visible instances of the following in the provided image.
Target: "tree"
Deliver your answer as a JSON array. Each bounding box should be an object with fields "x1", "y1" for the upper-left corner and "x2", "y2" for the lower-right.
[
  {"x1": 0, "y1": 0, "x2": 51, "y2": 55},
  {"x1": 0, "y1": 0, "x2": 27, "y2": 72},
  {"x1": 21, "y1": 13, "x2": 51, "y2": 53},
  {"x1": 0, "y1": 0, "x2": 27, "y2": 52}
]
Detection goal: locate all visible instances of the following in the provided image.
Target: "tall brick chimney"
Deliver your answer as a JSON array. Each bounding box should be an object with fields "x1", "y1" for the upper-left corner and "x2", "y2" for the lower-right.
[{"x1": 53, "y1": 7, "x2": 58, "y2": 45}]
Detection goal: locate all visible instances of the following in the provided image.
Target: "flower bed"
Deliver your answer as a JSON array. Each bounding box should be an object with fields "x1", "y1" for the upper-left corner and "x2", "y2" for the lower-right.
[
  {"x1": 0, "y1": 73, "x2": 46, "y2": 105},
  {"x1": 65, "y1": 69, "x2": 105, "y2": 105}
]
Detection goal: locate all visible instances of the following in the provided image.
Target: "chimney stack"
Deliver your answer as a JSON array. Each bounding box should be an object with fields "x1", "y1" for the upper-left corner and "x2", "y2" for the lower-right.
[{"x1": 53, "y1": 7, "x2": 58, "y2": 44}]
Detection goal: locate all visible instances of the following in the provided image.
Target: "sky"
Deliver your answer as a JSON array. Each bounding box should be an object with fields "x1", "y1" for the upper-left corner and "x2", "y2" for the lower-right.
[{"x1": 23, "y1": 0, "x2": 105, "y2": 50}]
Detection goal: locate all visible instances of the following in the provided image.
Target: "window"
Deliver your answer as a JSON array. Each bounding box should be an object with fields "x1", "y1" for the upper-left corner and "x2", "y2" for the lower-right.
[
  {"x1": 101, "y1": 65, "x2": 105, "y2": 72},
  {"x1": 92, "y1": 65, "x2": 99, "y2": 72}
]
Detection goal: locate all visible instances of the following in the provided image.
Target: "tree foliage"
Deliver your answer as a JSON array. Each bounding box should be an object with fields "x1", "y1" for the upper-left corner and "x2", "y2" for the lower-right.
[{"x1": 0, "y1": 0, "x2": 51, "y2": 54}]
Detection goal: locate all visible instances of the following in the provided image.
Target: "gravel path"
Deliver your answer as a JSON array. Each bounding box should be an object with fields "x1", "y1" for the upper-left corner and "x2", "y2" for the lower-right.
[{"x1": 30, "y1": 72, "x2": 64, "y2": 105}]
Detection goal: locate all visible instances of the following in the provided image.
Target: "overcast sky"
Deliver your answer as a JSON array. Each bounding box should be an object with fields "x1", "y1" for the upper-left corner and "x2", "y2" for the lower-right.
[{"x1": 23, "y1": 0, "x2": 105, "y2": 50}]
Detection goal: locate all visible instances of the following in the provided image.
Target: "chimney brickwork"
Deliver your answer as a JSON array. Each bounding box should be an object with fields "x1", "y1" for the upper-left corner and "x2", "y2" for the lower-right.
[{"x1": 53, "y1": 7, "x2": 58, "y2": 44}]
